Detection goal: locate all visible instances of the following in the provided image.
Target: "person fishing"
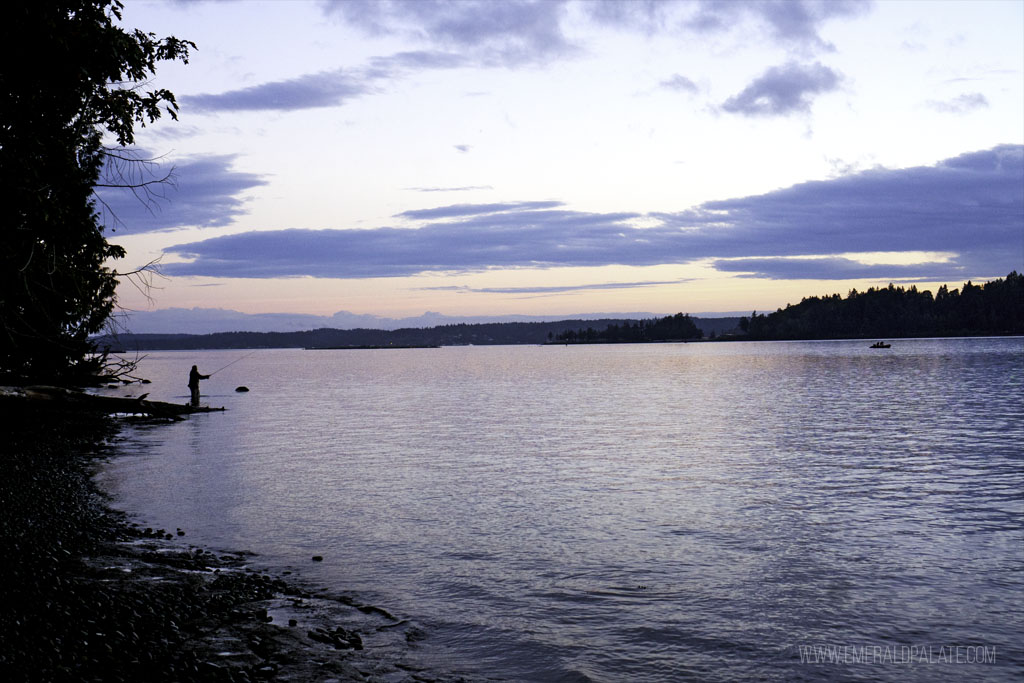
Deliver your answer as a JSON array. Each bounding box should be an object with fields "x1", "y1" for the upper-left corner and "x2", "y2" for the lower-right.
[{"x1": 188, "y1": 365, "x2": 210, "y2": 407}]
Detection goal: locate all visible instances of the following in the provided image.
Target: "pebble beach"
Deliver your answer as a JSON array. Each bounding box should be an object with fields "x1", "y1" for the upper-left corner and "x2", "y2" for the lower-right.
[{"x1": 0, "y1": 405, "x2": 475, "y2": 682}]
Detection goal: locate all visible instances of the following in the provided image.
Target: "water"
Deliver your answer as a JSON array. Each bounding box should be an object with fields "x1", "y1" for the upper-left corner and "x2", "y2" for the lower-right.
[{"x1": 97, "y1": 338, "x2": 1024, "y2": 681}]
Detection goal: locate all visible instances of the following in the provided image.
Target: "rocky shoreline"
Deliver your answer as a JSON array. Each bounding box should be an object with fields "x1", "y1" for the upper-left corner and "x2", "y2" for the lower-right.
[{"x1": 0, "y1": 406, "x2": 478, "y2": 682}]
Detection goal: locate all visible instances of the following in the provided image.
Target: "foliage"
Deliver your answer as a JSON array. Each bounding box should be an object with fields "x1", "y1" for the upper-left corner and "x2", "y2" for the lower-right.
[
  {"x1": 0, "y1": 1, "x2": 193, "y2": 383},
  {"x1": 739, "y1": 272, "x2": 1024, "y2": 340},
  {"x1": 555, "y1": 313, "x2": 703, "y2": 343}
]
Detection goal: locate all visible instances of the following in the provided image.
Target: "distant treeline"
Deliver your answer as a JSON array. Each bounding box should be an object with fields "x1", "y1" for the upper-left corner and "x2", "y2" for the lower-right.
[
  {"x1": 554, "y1": 313, "x2": 704, "y2": 343},
  {"x1": 97, "y1": 317, "x2": 741, "y2": 351},
  {"x1": 94, "y1": 273, "x2": 1022, "y2": 352},
  {"x1": 741, "y1": 271, "x2": 1023, "y2": 340}
]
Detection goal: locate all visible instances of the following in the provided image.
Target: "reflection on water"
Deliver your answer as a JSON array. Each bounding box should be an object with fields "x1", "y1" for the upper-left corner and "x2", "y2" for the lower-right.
[{"x1": 98, "y1": 338, "x2": 1024, "y2": 681}]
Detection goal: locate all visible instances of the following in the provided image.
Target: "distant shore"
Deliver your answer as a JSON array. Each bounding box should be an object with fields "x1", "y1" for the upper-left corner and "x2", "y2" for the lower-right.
[{"x1": 0, "y1": 406, "x2": 472, "y2": 682}]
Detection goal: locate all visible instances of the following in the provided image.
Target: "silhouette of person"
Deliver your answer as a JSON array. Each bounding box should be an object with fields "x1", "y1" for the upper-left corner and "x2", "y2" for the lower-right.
[{"x1": 188, "y1": 365, "x2": 210, "y2": 407}]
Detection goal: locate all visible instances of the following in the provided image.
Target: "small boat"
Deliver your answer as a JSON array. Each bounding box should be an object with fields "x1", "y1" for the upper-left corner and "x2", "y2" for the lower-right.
[{"x1": 869, "y1": 341, "x2": 891, "y2": 348}]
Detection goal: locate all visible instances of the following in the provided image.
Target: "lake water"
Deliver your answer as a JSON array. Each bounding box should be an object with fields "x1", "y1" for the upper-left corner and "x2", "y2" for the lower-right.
[{"x1": 97, "y1": 338, "x2": 1024, "y2": 681}]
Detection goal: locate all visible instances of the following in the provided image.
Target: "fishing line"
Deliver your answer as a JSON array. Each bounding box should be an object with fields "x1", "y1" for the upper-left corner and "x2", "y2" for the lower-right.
[{"x1": 209, "y1": 350, "x2": 257, "y2": 376}]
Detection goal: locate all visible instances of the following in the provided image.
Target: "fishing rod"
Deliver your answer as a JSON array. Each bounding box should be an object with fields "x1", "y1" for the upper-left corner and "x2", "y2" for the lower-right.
[{"x1": 209, "y1": 350, "x2": 258, "y2": 376}]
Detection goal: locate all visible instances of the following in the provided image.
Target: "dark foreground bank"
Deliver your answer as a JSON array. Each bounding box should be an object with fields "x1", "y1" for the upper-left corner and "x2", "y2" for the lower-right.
[{"x1": 0, "y1": 406, "x2": 477, "y2": 682}]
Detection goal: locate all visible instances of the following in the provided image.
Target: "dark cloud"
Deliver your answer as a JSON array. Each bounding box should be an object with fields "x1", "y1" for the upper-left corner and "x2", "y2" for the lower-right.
[
  {"x1": 161, "y1": 145, "x2": 1023, "y2": 281},
  {"x1": 655, "y1": 144, "x2": 1023, "y2": 276},
  {"x1": 162, "y1": 207, "x2": 645, "y2": 278},
  {"x1": 184, "y1": 68, "x2": 370, "y2": 113},
  {"x1": 926, "y1": 92, "x2": 989, "y2": 114},
  {"x1": 659, "y1": 73, "x2": 699, "y2": 94},
  {"x1": 322, "y1": 0, "x2": 575, "y2": 66},
  {"x1": 722, "y1": 61, "x2": 842, "y2": 116},
  {"x1": 95, "y1": 152, "x2": 268, "y2": 234}
]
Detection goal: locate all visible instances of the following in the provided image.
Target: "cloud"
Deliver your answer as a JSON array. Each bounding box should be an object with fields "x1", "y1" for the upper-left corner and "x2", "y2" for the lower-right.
[
  {"x1": 656, "y1": 144, "x2": 1023, "y2": 275},
  {"x1": 584, "y1": 0, "x2": 677, "y2": 34},
  {"x1": 162, "y1": 208, "x2": 645, "y2": 278},
  {"x1": 659, "y1": 73, "x2": 699, "y2": 94},
  {"x1": 188, "y1": 1, "x2": 870, "y2": 115},
  {"x1": 453, "y1": 144, "x2": 472, "y2": 153},
  {"x1": 752, "y1": 0, "x2": 870, "y2": 49},
  {"x1": 184, "y1": 49, "x2": 476, "y2": 114},
  {"x1": 722, "y1": 61, "x2": 842, "y2": 116},
  {"x1": 397, "y1": 201, "x2": 563, "y2": 220},
  {"x1": 184, "y1": 68, "x2": 371, "y2": 113},
  {"x1": 366, "y1": 50, "x2": 469, "y2": 72},
  {"x1": 926, "y1": 92, "x2": 989, "y2": 114},
  {"x1": 421, "y1": 279, "x2": 691, "y2": 295},
  {"x1": 405, "y1": 185, "x2": 494, "y2": 192},
  {"x1": 583, "y1": 0, "x2": 871, "y2": 51},
  {"x1": 685, "y1": 0, "x2": 871, "y2": 51},
  {"x1": 711, "y1": 257, "x2": 968, "y2": 281},
  {"x1": 161, "y1": 145, "x2": 1023, "y2": 281},
  {"x1": 325, "y1": 0, "x2": 872, "y2": 70},
  {"x1": 95, "y1": 151, "x2": 268, "y2": 234},
  {"x1": 322, "y1": 0, "x2": 575, "y2": 66},
  {"x1": 142, "y1": 124, "x2": 205, "y2": 142}
]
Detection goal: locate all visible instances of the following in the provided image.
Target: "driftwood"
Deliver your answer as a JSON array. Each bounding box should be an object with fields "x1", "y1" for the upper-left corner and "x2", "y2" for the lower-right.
[{"x1": 0, "y1": 385, "x2": 225, "y2": 421}]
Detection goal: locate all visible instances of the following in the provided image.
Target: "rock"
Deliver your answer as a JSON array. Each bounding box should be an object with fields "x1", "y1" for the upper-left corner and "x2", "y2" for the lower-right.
[
  {"x1": 235, "y1": 386, "x2": 249, "y2": 392},
  {"x1": 308, "y1": 627, "x2": 362, "y2": 650},
  {"x1": 4, "y1": 404, "x2": 432, "y2": 683},
  {"x1": 311, "y1": 555, "x2": 323, "y2": 562}
]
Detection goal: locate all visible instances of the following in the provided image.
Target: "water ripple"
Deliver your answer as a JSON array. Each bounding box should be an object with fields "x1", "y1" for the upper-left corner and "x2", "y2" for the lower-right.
[{"x1": 102, "y1": 339, "x2": 1024, "y2": 682}]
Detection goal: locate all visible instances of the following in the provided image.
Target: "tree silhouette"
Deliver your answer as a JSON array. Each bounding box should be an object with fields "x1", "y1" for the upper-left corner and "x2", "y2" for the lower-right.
[
  {"x1": 740, "y1": 273, "x2": 1023, "y2": 340},
  {"x1": 1, "y1": 2, "x2": 193, "y2": 383},
  {"x1": 555, "y1": 313, "x2": 703, "y2": 343}
]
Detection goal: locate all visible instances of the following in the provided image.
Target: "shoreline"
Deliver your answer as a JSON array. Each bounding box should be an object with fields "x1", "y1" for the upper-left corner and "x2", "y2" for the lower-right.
[{"x1": 0, "y1": 406, "x2": 477, "y2": 682}]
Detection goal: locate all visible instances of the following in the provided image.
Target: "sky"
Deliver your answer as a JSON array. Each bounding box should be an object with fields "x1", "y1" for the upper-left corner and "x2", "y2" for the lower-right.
[{"x1": 101, "y1": 0, "x2": 1024, "y2": 326}]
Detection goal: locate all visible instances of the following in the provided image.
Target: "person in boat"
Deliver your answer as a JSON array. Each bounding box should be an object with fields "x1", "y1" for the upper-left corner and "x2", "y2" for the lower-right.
[{"x1": 188, "y1": 365, "x2": 210, "y2": 407}]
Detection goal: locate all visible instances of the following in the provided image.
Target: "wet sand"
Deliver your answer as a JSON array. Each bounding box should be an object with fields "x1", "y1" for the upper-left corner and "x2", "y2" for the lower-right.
[{"x1": 0, "y1": 406, "x2": 478, "y2": 682}]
